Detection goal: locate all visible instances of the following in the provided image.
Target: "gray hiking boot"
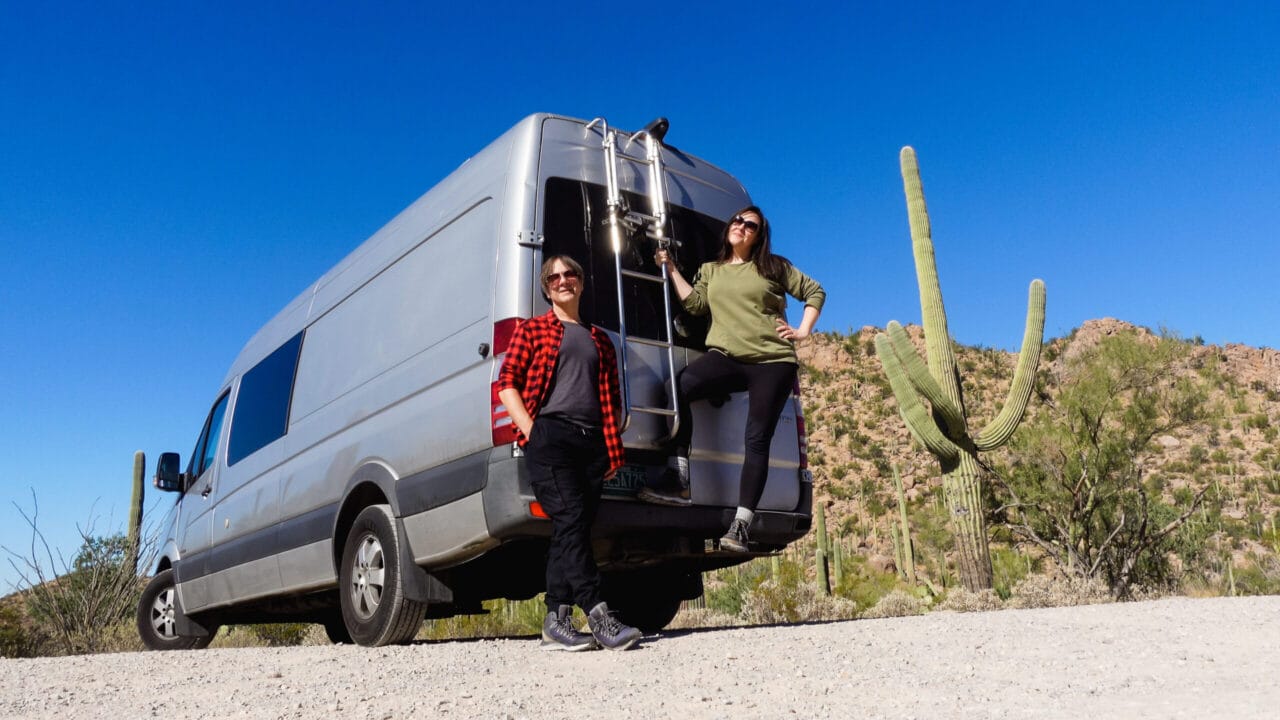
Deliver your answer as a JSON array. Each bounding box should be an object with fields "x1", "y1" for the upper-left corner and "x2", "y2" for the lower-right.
[
  {"x1": 719, "y1": 518, "x2": 750, "y2": 552},
  {"x1": 587, "y1": 602, "x2": 642, "y2": 651},
  {"x1": 541, "y1": 605, "x2": 597, "y2": 652}
]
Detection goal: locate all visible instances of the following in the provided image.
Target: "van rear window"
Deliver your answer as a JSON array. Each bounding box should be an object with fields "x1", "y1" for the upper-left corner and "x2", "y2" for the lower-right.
[
  {"x1": 541, "y1": 178, "x2": 725, "y2": 350},
  {"x1": 228, "y1": 332, "x2": 304, "y2": 466}
]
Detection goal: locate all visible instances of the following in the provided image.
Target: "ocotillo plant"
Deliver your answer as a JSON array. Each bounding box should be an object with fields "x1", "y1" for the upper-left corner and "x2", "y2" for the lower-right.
[
  {"x1": 128, "y1": 450, "x2": 146, "y2": 574},
  {"x1": 875, "y1": 146, "x2": 1046, "y2": 591}
]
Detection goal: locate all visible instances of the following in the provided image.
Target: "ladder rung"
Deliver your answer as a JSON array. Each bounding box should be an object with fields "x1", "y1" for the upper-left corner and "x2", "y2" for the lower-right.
[
  {"x1": 630, "y1": 406, "x2": 678, "y2": 417},
  {"x1": 620, "y1": 268, "x2": 665, "y2": 283},
  {"x1": 626, "y1": 336, "x2": 674, "y2": 349}
]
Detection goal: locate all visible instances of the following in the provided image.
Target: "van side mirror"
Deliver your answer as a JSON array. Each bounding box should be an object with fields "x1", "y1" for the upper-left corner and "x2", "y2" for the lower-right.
[{"x1": 154, "y1": 452, "x2": 185, "y2": 492}]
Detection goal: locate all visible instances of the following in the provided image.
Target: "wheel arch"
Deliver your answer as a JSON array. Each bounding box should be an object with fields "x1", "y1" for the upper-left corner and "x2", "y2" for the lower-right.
[{"x1": 331, "y1": 461, "x2": 398, "y2": 575}]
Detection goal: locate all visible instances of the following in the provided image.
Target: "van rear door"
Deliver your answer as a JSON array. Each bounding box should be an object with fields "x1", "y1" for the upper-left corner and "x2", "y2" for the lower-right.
[{"x1": 534, "y1": 118, "x2": 804, "y2": 512}]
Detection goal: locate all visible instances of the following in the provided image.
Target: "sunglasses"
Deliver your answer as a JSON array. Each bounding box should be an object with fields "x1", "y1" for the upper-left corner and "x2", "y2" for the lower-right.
[
  {"x1": 545, "y1": 269, "x2": 581, "y2": 285},
  {"x1": 731, "y1": 215, "x2": 761, "y2": 233}
]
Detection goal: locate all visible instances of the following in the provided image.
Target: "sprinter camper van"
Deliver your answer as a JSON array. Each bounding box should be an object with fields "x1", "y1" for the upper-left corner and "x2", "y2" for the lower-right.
[{"x1": 137, "y1": 114, "x2": 813, "y2": 649}]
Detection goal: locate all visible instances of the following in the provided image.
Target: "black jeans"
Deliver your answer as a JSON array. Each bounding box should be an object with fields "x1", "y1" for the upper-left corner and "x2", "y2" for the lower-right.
[
  {"x1": 672, "y1": 351, "x2": 798, "y2": 511},
  {"x1": 524, "y1": 415, "x2": 609, "y2": 612}
]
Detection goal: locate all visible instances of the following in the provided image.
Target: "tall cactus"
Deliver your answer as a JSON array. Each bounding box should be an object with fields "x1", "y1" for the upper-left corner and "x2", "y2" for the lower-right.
[
  {"x1": 892, "y1": 464, "x2": 918, "y2": 585},
  {"x1": 875, "y1": 146, "x2": 1046, "y2": 591},
  {"x1": 814, "y1": 504, "x2": 831, "y2": 596},
  {"x1": 127, "y1": 450, "x2": 145, "y2": 574}
]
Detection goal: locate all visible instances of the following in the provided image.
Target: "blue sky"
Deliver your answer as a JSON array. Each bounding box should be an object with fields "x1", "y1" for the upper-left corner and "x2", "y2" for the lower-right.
[{"x1": 2, "y1": 1, "x2": 1277, "y2": 590}]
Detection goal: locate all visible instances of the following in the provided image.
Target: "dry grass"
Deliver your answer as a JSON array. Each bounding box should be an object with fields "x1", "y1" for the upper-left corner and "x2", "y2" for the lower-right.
[
  {"x1": 936, "y1": 588, "x2": 1005, "y2": 613},
  {"x1": 860, "y1": 589, "x2": 929, "y2": 619},
  {"x1": 1007, "y1": 574, "x2": 1112, "y2": 609}
]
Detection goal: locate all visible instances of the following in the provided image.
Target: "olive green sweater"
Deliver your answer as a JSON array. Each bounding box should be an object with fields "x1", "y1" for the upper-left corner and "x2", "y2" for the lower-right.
[{"x1": 682, "y1": 260, "x2": 826, "y2": 364}]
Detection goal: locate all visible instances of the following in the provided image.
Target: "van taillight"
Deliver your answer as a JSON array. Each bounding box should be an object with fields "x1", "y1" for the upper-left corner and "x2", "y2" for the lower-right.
[
  {"x1": 793, "y1": 378, "x2": 808, "y2": 470},
  {"x1": 491, "y1": 318, "x2": 523, "y2": 447},
  {"x1": 491, "y1": 381, "x2": 517, "y2": 446},
  {"x1": 492, "y1": 317, "x2": 521, "y2": 356}
]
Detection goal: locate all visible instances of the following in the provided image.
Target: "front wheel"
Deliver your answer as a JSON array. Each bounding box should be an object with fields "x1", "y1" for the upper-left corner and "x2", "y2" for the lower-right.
[
  {"x1": 338, "y1": 504, "x2": 426, "y2": 646},
  {"x1": 136, "y1": 569, "x2": 216, "y2": 651}
]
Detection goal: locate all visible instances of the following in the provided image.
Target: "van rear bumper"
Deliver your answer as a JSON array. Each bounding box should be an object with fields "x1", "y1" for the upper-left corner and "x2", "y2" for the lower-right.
[{"x1": 479, "y1": 447, "x2": 813, "y2": 551}]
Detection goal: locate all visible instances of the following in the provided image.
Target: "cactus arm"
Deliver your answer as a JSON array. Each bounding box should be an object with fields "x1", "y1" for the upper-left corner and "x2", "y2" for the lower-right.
[
  {"x1": 885, "y1": 321, "x2": 966, "y2": 437},
  {"x1": 901, "y1": 147, "x2": 961, "y2": 399},
  {"x1": 975, "y1": 279, "x2": 1047, "y2": 450},
  {"x1": 876, "y1": 333, "x2": 961, "y2": 461}
]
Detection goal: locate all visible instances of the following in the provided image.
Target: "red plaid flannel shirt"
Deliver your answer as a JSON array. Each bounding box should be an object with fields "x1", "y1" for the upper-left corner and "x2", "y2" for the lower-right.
[{"x1": 496, "y1": 310, "x2": 625, "y2": 474}]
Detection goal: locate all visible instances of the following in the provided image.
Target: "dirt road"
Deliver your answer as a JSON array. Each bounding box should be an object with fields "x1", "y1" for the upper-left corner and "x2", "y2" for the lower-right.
[{"x1": 2, "y1": 596, "x2": 1276, "y2": 719}]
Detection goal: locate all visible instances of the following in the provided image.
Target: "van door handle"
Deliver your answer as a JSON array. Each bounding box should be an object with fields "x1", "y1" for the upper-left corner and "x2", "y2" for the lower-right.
[{"x1": 201, "y1": 484, "x2": 212, "y2": 499}]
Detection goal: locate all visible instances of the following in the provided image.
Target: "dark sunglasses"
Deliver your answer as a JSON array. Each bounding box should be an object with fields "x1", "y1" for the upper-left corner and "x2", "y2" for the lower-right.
[
  {"x1": 545, "y1": 269, "x2": 581, "y2": 285},
  {"x1": 731, "y1": 215, "x2": 760, "y2": 233}
]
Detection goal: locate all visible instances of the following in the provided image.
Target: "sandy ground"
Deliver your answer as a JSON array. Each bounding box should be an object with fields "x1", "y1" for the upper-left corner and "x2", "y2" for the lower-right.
[{"x1": 2, "y1": 596, "x2": 1277, "y2": 720}]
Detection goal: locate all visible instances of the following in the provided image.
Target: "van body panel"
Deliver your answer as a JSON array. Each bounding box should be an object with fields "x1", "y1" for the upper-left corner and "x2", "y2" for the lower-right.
[
  {"x1": 276, "y1": 540, "x2": 335, "y2": 595},
  {"x1": 402, "y1": 492, "x2": 498, "y2": 567}
]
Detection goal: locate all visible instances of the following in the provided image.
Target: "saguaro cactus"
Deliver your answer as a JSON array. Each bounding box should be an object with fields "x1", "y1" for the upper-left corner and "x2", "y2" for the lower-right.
[
  {"x1": 814, "y1": 504, "x2": 831, "y2": 596},
  {"x1": 875, "y1": 146, "x2": 1046, "y2": 591},
  {"x1": 892, "y1": 465, "x2": 918, "y2": 585},
  {"x1": 127, "y1": 450, "x2": 145, "y2": 574}
]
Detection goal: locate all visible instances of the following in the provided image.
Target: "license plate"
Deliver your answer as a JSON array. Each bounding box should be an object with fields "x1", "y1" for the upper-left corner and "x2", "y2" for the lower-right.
[{"x1": 603, "y1": 464, "x2": 648, "y2": 496}]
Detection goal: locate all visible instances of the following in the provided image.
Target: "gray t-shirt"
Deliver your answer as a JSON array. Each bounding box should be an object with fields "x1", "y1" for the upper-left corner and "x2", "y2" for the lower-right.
[{"x1": 538, "y1": 321, "x2": 603, "y2": 427}]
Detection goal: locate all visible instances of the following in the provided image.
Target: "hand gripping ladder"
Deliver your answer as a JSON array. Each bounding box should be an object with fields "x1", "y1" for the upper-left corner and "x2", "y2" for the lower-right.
[{"x1": 584, "y1": 117, "x2": 680, "y2": 439}]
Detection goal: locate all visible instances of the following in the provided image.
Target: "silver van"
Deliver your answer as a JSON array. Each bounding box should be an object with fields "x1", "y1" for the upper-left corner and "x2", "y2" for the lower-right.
[{"x1": 137, "y1": 113, "x2": 813, "y2": 649}]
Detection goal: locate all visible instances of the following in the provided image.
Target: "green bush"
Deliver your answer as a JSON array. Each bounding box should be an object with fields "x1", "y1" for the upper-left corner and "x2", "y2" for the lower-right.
[
  {"x1": 247, "y1": 622, "x2": 311, "y2": 647},
  {"x1": 0, "y1": 602, "x2": 38, "y2": 658},
  {"x1": 990, "y1": 546, "x2": 1034, "y2": 600}
]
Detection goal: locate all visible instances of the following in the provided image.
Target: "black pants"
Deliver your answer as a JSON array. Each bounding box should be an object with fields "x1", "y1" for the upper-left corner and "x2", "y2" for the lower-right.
[
  {"x1": 524, "y1": 415, "x2": 609, "y2": 612},
  {"x1": 672, "y1": 351, "x2": 798, "y2": 511}
]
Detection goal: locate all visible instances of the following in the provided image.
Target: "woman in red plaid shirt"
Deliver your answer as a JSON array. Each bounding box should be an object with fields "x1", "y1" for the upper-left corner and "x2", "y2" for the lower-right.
[{"x1": 496, "y1": 255, "x2": 641, "y2": 652}]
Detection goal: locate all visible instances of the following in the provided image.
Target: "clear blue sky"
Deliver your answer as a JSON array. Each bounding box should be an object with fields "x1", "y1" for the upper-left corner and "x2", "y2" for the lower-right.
[{"x1": 2, "y1": 1, "x2": 1277, "y2": 590}]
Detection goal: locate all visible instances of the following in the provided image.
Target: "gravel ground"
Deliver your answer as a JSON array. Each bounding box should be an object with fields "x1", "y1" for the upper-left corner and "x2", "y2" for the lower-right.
[{"x1": 2, "y1": 596, "x2": 1277, "y2": 720}]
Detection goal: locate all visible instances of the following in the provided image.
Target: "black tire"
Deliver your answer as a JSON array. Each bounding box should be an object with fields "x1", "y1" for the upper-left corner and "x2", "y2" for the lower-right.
[
  {"x1": 321, "y1": 610, "x2": 353, "y2": 645},
  {"x1": 603, "y1": 572, "x2": 692, "y2": 633},
  {"x1": 612, "y1": 593, "x2": 683, "y2": 634},
  {"x1": 338, "y1": 504, "x2": 426, "y2": 646},
  {"x1": 136, "y1": 569, "x2": 216, "y2": 651}
]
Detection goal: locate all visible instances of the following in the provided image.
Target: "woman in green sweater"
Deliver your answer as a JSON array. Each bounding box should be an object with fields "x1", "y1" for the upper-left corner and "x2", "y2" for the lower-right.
[{"x1": 638, "y1": 205, "x2": 825, "y2": 552}]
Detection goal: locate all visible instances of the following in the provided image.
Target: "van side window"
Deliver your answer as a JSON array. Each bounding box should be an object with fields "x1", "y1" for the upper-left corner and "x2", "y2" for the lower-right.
[
  {"x1": 542, "y1": 178, "x2": 725, "y2": 350},
  {"x1": 187, "y1": 391, "x2": 230, "y2": 478},
  {"x1": 228, "y1": 332, "x2": 304, "y2": 466}
]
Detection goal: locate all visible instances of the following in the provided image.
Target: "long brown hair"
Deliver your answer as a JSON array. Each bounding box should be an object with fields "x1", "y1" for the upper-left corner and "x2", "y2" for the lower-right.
[{"x1": 716, "y1": 205, "x2": 790, "y2": 284}]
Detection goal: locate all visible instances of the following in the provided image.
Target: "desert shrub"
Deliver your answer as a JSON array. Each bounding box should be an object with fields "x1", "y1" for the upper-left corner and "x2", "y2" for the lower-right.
[
  {"x1": 1232, "y1": 554, "x2": 1280, "y2": 596},
  {"x1": 1007, "y1": 574, "x2": 1111, "y2": 609},
  {"x1": 17, "y1": 532, "x2": 145, "y2": 656},
  {"x1": 420, "y1": 597, "x2": 544, "y2": 640},
  {"x1": 860, "y1": 589, "x2": 928, "y2": 619},
  {"x1": 936, "y1": 588, "x2": 1004, "y2": 613},
  {"x1": 741, "y1": 577, "x2": 857, "y2": 624},
  {"x1": 0, "y1": 602, "x2": 39, "y2": 658},
  {"x1": 832, "y1": 555, "x2": 900, "y2": 612},
  {"x1": 990, "y1": 546, "x2": 1034, "y2": 600},
  {"x1": 705, "y1": 560, "x2": 771, "y2": 617},
  {"x1": 1243, "y1": 413, "x2": 1271, "y2": 431},
  {"x1": 668, "y1": 607, "x2": 740, "y2": 630},
  {"x1": 248, "y1": 622, "x2": 310, "y2": 646}
]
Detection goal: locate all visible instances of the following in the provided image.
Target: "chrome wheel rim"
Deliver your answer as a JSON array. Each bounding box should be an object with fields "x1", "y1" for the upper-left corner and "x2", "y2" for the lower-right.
[
  {"x1": 150, "y1": 586, "x2": 179, "y2": 639},
  {"x1": 349, "y1": 532, "x2": 386, "y2": 621}
]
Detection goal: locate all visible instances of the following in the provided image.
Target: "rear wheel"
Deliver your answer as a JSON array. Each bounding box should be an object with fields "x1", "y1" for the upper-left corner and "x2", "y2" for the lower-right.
[
  {"x1": 604, "y1": 570, "x2": 698, "y2": 633},
  {"x1": 136, "y1": 569, "x2": 216, "y2": 651},
  {"x1": 338, "y1": 504, "x2": 425, "y2": 646}
]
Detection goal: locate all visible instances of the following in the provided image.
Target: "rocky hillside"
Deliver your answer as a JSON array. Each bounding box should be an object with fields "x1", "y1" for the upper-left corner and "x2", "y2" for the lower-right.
[{"x1": 796, "y1": 318, "x2": 1280, "y2": 581}]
